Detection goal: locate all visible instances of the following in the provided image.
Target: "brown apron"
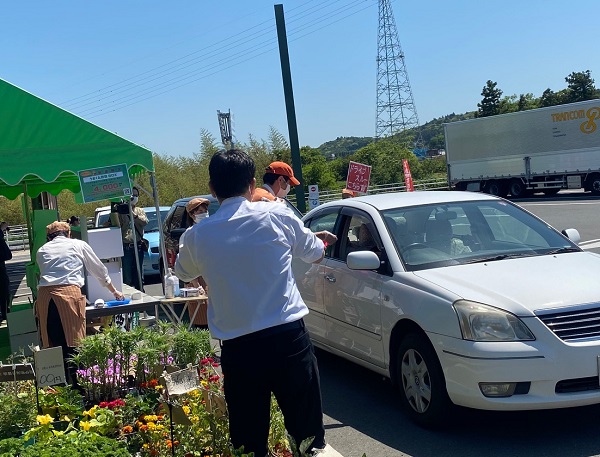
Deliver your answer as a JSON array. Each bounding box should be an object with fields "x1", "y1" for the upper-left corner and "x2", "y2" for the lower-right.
[{"x1": 35, "y1": 284, "x2": 86, "y2": 348}]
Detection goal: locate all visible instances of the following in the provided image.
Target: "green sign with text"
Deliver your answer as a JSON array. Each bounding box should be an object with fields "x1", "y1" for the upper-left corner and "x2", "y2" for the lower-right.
[{"x1": 78, "y1": 164, "x2": 132, "y2": 203}]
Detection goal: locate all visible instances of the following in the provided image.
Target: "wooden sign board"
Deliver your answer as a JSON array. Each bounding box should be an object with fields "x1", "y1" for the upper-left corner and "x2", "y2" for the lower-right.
[
  {"x1": 0, "y1": 364, "x2": 35, "y2": 383},
  {"x1": 33, "y1": 346, "x2": 66, "y2": 387}
]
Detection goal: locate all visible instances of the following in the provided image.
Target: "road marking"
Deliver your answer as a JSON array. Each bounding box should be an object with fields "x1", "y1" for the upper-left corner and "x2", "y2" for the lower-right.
[{"x1": 581, "y1": 241, "x2": 600, "y2": 250}]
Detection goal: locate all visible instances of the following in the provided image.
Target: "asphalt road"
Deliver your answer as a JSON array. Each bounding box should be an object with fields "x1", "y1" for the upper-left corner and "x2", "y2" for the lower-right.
[{"x1": 144, "y1": 190, "x2": 600, "y2": 457}]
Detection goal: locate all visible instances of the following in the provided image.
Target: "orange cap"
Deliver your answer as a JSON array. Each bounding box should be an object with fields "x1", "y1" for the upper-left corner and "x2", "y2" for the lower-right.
[
  {"x1": 342, "y1": 188, "x2": 355, "y2": 197},
  {"x1": 265, "y1": 161, "x2": 300, "y2": 186}
]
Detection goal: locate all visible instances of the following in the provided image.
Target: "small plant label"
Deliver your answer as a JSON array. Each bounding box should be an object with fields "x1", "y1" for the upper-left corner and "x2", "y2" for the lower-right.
[
  {"x1": 163, "y1": 366, "x2": 199, "y2": 395},
  {"x1": 33, "y1": 346, "x2": 66, "y2": 387},
  {"x1": 0, "y1": 363, "x2": 35, "y2": 383}
]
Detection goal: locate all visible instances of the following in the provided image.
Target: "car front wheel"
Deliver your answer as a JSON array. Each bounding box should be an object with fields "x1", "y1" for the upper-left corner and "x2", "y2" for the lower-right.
[{"x1": 396, "y1": 333, "x2": 451, "y2": 428}]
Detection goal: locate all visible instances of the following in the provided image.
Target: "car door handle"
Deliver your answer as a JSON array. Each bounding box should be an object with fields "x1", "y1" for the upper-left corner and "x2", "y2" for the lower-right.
[{"x1": 324, "y1": 275, "x2": 336, "y2": 283}]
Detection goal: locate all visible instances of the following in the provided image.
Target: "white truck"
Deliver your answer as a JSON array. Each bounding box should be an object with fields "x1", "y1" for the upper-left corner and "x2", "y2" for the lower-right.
[{"x1": 444, "y1": 99, "x2": 600, "y2": 197}]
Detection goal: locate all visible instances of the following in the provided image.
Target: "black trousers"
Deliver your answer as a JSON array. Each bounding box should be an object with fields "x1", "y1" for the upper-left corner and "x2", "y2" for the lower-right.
[
  {"x1": 47, "y1": 298, "x2": 78, "y2": 385},
  {"x1": 221, "y1": 320, "x2": 326, "y2": 457}
]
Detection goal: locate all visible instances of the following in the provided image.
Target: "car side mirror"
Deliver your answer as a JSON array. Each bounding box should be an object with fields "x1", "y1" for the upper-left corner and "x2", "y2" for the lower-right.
[
  {"x1": 347, "y1": 251, "x2": 381, "y2": 270},
  {"x1": 561, "y1": 228, "x2": 580, "y2": 245}
]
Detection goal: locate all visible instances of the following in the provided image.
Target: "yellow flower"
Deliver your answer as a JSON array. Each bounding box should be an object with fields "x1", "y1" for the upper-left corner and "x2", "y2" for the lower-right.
[
  {"x1": 147, "y1": 422, "x2": 156, "y2": 431},
  {"x1": 36, "y1": 414, "x2": 54, "y2": 425},
  {"x1": 190, "y1": 415, "x2": 199, "y2": 423},
  {"x1": 154, "y1": 384, "x2": 164, "y2": 391},
  {"x1": 83, "y1": 406, "x2": 97, "y2": 418},
  {"x1": 156, "y1": 424, "x2": 164, "y2": 431},
  {"x1": 79, "y1": 421, "x2": 92, "y2": 431},
  {"x1": 182, "y1": 405, "x2": 191, "y2": 414},
  {"x1": 200, "y1": 380, "x2": 208, "y2": 388}
]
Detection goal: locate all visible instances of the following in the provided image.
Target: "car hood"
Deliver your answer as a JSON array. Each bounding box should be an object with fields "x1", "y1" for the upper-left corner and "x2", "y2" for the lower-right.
[
  {"x1": 411, "y1": 252, "x2": 600, "y2": 316},
  {"x1": 143, "y1": 231, "x2": 160, "y2": 246}
]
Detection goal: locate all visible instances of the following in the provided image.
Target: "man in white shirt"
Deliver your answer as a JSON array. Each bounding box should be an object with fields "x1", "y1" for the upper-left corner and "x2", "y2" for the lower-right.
[
  {"x1": 175, "y1": 149, "x2": 336, "y2": 457},
  {"x1": 36, "y1": 221, "x2": 124, "y2": 385}
]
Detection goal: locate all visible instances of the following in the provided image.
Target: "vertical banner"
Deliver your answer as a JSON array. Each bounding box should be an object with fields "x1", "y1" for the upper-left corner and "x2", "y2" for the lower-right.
[
  {"x1": 402, "y1": 159, "x2": 415, "y2": 192},
  {"x1": 308, "y1": 184, "x2": 320, "y2": 210},
  {"x1": 346, "y1": 161, "x2": 372, "y2": 194}
]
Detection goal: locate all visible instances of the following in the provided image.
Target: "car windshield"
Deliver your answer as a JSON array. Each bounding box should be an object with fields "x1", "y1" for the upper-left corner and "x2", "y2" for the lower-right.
[
  {"x1": 381, "y1": 199, "x2": 581, "y2": 272},
  {"x1": 144, "y1": 209, "x2": 169, "y2": 232}
]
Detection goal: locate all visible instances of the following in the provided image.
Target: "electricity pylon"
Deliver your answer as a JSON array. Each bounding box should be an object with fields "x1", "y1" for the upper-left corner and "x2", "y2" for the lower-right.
[{"x1": 375, "y1": 0, "x2": 424, "y2": 149}]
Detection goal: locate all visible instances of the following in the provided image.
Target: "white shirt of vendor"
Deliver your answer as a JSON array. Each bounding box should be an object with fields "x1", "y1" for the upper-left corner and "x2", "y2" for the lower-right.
[
  {"x1": 174, "y1": 196, "x2": 324, "y2": 341},
  {"x1": 37, "y1": 235, "x2": 112, "y2": 288}
]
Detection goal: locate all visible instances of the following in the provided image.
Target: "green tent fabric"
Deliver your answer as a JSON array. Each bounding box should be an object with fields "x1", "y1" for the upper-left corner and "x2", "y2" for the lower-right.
[{"x1": 0, "y1": 78, "x2": 154, "y2": 200}]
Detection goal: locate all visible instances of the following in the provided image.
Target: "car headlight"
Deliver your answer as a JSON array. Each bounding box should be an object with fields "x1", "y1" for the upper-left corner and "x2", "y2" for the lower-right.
[{"x1": 453, "y1": 300, "x2": 535, "y2": 341}]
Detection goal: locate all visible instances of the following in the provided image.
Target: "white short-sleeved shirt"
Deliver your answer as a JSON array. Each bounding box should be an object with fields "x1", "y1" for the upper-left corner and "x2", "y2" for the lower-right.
[{"x1": 175, "y1": 196, "x2": 324, "y2": 340}]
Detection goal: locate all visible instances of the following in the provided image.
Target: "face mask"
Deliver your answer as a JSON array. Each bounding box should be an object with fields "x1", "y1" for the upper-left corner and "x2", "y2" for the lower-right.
[
  {"x1": 276, "y1": 180, "x2": 290, "y2": 198},
  {"x1": 130, "y1": 196, "x2": 139, "y2": 205},
  {"x1": 194, "y1": 212, "x2": 209, "y2": 223}
]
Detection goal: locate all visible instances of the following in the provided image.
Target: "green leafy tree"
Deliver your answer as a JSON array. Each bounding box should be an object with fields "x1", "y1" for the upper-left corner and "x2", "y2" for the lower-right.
[
  {"x1": 199, "y1": 129, "x2": 220, "y2": 159},
  {"x1": 477, "y1": 80, "x2": 503, "y2": 117},
  {"x1": 540, "y1": 88, "x2": 559, "y2": 107},
  {"x1": 564, "y1": 70, "x2": 597, "y2": 102}
]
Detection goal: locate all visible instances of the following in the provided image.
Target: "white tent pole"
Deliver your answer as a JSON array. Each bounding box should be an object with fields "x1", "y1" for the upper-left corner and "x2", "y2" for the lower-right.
[{"x1": 149, "y1": 172, "x2": 168, "y2": 292}]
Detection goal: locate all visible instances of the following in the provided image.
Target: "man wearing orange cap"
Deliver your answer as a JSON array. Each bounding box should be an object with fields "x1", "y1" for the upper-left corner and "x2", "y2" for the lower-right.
[
  {"x1": 36, "y1": 221, "x2": 124, "y2": 386},
  {"x1": 251, "y1": 161, "x2": 300, "y2": 202}
]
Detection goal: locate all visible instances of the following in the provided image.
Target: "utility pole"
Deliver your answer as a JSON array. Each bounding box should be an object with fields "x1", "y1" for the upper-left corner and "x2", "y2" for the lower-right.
[
  {"x1": 274, "y1": 4, "x2": 306, "y2": 213},
  {"x1": 375, "y1": 0, "x2": 424, "y2": 151},
  {"x1": 217, "y1": 110, "x2": 234, "y2": 149}
]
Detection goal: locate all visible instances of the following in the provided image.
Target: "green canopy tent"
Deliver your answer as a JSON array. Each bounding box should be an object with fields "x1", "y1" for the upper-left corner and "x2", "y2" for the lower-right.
[
  {"x1": 0, "y1": 78, "x2": 164, "y2": 295},
  {"x1": 0, "y1": 78, "x2": 155, "y2": 199}
]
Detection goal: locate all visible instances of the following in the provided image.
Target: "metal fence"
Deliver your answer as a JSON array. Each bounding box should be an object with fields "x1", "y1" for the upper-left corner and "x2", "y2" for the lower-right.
[{"x1": 4, "y1": 224, "x2": 29, "y2": 252}]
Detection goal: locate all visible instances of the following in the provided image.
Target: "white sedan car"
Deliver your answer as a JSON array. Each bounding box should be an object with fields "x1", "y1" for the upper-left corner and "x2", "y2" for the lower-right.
[{"x1": 292, "y1": 191, "x2": 600, "y2": 427}]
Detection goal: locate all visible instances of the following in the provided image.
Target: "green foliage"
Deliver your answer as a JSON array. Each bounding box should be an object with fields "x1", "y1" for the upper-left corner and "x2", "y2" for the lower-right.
[
  {"x1": 0, "y1": 382, "x2": 37, "y2": 439},
  {"x1": 477, "y1": 80, "x2": 503, "y2": 117},
  {"x1": 317, "y1": 136, "x2": 373, "y2": 159},
  {"x1": 19, "y1": 432, "x2": 132, "y2": 457},
  {"x1": 564, "y1": 70, "x2": 596, "y2": 103}
]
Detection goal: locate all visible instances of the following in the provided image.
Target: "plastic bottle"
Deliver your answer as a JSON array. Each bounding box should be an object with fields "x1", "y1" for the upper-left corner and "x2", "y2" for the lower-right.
[
  {"x1": 172, "y1": 273, "x2": 180, "y2": 298},
  {"x1": 164, "y1": 268, "x2": 175, "y2": 299}
]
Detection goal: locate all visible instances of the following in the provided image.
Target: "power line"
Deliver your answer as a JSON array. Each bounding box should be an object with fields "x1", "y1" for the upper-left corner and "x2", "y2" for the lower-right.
[{"x1": 61, "y1": 1, "x2": 375, "y2": 118}]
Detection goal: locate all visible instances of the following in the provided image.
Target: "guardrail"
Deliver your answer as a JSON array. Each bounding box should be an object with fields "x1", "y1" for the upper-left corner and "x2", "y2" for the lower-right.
[{"x1": 4, "y1": 224, "x2": 29, "y2": 252}]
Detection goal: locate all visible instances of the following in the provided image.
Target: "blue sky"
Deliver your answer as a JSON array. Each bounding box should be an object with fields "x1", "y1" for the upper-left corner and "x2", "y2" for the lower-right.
[{"x1": 2, "y1": 1, "x2": 599, "y2": 157}]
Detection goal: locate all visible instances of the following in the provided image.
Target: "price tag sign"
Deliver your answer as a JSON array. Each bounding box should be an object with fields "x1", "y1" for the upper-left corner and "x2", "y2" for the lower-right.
[
  {"x1": 0, "y1": 364, "x2": 35, "y2": 383},
  {"x1": 78, "y1": 164, "x2": 132, "y2": 203},
  {"x1": 163, "y1": 366, "x2": 200, "y2": 396},
  {"x1": 33, "y1": 346, "x2": 66, "y2": 387}
]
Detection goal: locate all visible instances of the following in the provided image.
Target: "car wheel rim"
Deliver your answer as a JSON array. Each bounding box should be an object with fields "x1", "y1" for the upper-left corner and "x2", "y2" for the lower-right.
[{"x1": 401, "y1": 348, "x2": 431, "y2": 413}]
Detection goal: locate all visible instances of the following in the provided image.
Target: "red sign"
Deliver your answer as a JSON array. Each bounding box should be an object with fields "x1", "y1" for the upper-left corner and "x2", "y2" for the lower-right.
[
  {"x1": 402, "y1": 159, "x2": 414, "y2": 192},
  {"x1": 346, "y1": 161, "x2": 372, "y2": 194}
]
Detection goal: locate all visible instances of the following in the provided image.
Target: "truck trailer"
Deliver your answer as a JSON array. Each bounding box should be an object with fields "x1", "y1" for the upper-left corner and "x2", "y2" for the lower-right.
[{"x1": 444, "y1": 99, "x2": 600, "y2": 197}]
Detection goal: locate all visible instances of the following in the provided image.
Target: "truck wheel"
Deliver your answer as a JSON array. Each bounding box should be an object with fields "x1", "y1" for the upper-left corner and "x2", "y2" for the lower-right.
[
  {"x1": 396, "y1": 333, "x2": 452, "y2": 428},
  {"x1": 588, "y1": 174, "x2": 600, "y2": 196},
  {"x1": 484, "y1": 180, "x2": 507, "y2": 198},
  {"x1": 509, "y1": 179, "x2": 528, "y2": 198}
]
